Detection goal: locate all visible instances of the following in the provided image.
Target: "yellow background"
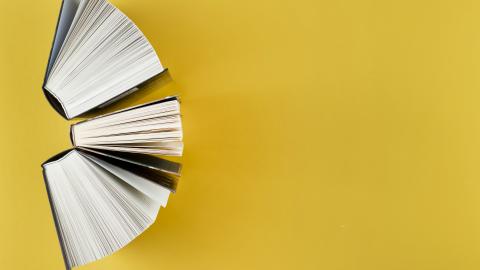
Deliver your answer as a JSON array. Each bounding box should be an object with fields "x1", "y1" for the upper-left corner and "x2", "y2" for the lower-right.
[{"x1": 2, "y1": 0, "x2": 480, "y2": 269}]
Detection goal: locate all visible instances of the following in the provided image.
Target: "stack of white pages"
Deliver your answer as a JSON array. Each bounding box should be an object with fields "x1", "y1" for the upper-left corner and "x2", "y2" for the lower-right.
[
  {"x1": 71, "y1": 97, "x2": 183, "y2": 156},
  {"x1": 43, "y1": 0, "x2": 165, "y2": 119},
  {"x1": 41, "y1": 0, "x2": 183, "y2": 269}
]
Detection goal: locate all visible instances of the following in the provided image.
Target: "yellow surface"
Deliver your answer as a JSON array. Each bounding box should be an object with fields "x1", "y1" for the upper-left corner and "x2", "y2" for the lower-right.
[{"x1": 2, "y1": 0, "x2": 480, "y2": 269}]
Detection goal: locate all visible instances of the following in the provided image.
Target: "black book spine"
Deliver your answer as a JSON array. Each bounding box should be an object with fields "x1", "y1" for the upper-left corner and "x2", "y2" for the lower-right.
[{"x1": 69, "y1": 125, "x2": 75, "y2": 146}]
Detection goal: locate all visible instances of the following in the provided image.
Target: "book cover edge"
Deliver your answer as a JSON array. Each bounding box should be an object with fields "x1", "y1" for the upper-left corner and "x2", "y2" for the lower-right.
[
  {"x1": 42, "y1": 1, "x2": 167, "y2": 120},
  {"x1": 41, "y1": 167, "x2": 72, "y2": 270},
  {"x1": 42, "y1": 0, "x2": 69, "y2": 119}
]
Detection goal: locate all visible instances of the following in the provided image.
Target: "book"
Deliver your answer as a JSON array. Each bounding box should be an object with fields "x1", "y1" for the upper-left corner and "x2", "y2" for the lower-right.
[
  {"x1": 71, "y1": 96, "x2": 183, "y2": 156},
  {"x1": 43, "y1": 0, "x2": 165, "y2": 119},
  {"x1": 42, "y1": 97, "x2": 183, "y2": 269}
]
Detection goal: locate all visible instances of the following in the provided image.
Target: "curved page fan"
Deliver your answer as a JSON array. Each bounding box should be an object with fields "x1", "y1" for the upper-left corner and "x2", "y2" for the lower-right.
[
  {"x1": 43, "y1": 0, "x2": 165, "y2": 119},
  {"x1": 42, "y1": 149, "x2": 180, "y2": 268}
]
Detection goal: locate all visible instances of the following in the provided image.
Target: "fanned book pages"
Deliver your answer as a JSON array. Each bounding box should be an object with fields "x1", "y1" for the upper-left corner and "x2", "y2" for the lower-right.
[
  {"x1": 43, "y1": 0, "x2": 165, "y2": 119},
  {"x1": 42, "y1": 148, "x2": 180, "y2": 269},
  {"x1": 42, "y1": 97, "x2": 183, "y2": 269},
  {"x1": 71, "y1": 96, "x2": 183, "y2": 156}
]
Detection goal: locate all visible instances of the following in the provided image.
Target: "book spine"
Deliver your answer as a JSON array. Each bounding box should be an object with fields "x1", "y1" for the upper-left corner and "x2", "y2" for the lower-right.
[
  {"x1": 43, "y1": 89, "x2": 68, "y2": 119},
  {"x1": 70, "y1": 125, "x2": 76, "y2": 146}
]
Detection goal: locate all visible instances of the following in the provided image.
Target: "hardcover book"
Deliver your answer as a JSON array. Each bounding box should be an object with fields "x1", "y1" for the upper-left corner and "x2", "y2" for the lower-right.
[{"x1": 43, "y1": 0, "x2": 165, "y2": 119}]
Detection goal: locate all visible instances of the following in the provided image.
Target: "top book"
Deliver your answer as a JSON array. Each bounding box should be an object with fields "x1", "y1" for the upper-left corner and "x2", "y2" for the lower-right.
[{"x1": 43, "y1": 0, "x2": 165, "y2": 119}]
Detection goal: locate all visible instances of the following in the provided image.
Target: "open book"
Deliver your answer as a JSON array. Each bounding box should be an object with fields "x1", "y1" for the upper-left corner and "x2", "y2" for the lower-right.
[
  {"x1": 43, "y1": 0, "x2": 165, "y2": 119},
  {"x1": 42, "y1": 97, "x2": 183, "y2": 269},
  {"x1": 71, "y1": 96, "x2": 183, "y2": 155}
]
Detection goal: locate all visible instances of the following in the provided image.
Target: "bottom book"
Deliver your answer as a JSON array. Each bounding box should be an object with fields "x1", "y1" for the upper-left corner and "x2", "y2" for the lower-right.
[{"x1": 42, "y1": 148, "x2": 181, "y2": 269}]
